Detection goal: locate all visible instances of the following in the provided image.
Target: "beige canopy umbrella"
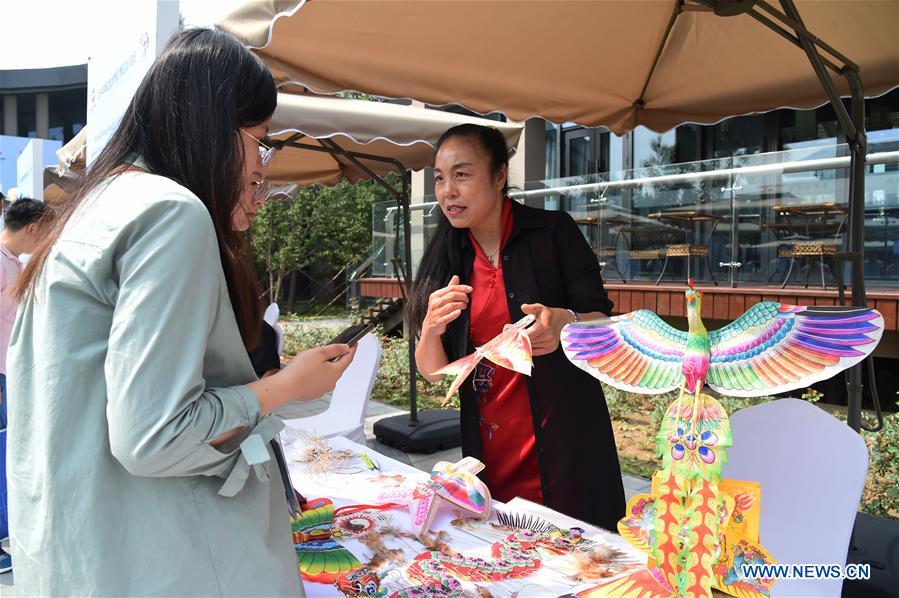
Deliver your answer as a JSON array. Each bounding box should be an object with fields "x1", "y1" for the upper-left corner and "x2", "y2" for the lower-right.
[
  {"x1": 219, "y1": 0, "x2": 898, "y2": 135},
  {"x1": 221, "y1": 0, "x2": 897, "y2": 432},
  {"x1": 55, "y1": 94, "x2": 523, "y2": 186},
  {"x1": 268, "y1": 92, "x2": 523, "y2": 185}
]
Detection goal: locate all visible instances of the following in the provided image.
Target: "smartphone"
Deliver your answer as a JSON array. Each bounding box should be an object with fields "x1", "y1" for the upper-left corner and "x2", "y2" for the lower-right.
[
  {"x1": 322, "y1": 323, "x2": 371, "y2": 363},
  {"x1": 327, "y1": 323, "x2": 372, "y2": 362},
  {"x1": 329, "y1": 323, "x2": 374, "y2": 347}
]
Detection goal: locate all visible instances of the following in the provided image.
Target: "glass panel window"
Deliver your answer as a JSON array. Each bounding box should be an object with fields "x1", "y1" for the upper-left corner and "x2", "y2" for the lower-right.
[
  {"x1": 567, "y1": 133, "x2": 594, "y2": 176},
  {"x1": 711, "y1": 114, "x2": 764, "y2": 158},
  {"x1": 16, "y1": 92, "x2": 37, "y2": 138},
  {"x1": 544, "y1": 120, "x2": 559, "y2": 180},
  {"x1": 608, "y1": 132, "x2": 625, "y2": 174},
  {"x1": 674, "y1": 124, "x2": 702, "y2": 163},
  {"x1": 633, "y1": 126, "x2": 676, "y2": 169},
  {"x1": 48, "y1": 88, "x2": 87, "y2": 143},
  {"x1": 779, "y1": 104, "x2": 838, "y2": 150}
]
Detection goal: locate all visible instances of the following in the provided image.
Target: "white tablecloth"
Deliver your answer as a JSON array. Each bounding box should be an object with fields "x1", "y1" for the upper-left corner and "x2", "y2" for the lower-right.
[{"x1": 282, "y1": 435, "x2": 646, "y2": 597}]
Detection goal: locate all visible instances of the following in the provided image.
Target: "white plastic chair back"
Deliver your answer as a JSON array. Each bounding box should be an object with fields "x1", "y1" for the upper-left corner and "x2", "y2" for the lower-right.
[
  {"x1": 263, "y1": 302, "x2": 284, "y2": 355},
  {"x1": 282, "y1": 332, "x2": 382, "y2": 444},
  {"x1": 722, "y1": 398, "x2": 868, "y2": 597}
]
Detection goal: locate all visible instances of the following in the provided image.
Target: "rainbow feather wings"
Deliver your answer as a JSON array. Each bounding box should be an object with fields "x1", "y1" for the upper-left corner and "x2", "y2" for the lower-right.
[{"x1": 561, "y1": 303, "x2": 883, "y2": 397}]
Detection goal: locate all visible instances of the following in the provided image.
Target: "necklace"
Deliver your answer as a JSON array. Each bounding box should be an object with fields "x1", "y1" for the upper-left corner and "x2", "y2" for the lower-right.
[{"x1": 482, "y1": 244, "x2": 500, "y2": 265}]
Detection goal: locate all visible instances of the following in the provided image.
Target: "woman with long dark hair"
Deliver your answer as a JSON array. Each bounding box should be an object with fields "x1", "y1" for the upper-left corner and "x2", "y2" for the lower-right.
[
  {"x1": 6, "y1": 29, "x2": 354, "y2": 596},
  {"x1": 408, "y1": 124, "x2": 625, "y2": 529}
]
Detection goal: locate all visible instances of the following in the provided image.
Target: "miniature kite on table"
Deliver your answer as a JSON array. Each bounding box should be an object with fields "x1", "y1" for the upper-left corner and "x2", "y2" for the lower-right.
[
  {"x1": 409, "y1": 457, "x2": 491, "y2": 536},
  {"x1": 291, "y1": 498, "x2": 364, "y2": 584},
  {"x1": 434, "y1": 314, "x2": 535, "y2": 404},
  {"x1": 561, "y1": 280, "x2": 884, "y2": 598}
]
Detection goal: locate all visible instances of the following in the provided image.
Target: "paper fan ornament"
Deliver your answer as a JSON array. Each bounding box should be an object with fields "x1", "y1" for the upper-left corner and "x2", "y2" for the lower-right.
[{"x1": 434, "y1": 314, "x2": 535, "y2": 404}]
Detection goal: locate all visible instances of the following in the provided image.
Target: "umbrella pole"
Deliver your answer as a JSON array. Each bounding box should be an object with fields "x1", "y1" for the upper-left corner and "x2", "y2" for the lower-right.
[
  {"x1": 400, "y1": 172, "x2": 420, "y2": 423},
  {"x1": 843, "y1": 70, "x2": 868, "y2": 433},
  {"x1": 775, "y1": 0, "x2": 869, "y2": 432}
]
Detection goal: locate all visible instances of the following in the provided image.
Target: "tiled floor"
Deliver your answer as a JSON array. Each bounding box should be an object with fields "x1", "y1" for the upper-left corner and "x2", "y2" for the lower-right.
[{"x1": 0, "y1": 398, "x2": 650, "y2": 595}]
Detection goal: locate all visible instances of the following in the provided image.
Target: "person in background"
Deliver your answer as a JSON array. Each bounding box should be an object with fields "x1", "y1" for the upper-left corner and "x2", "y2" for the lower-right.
[
  {"x1": 0, "y1": 197, "x2": 52, "y2": 575},
  {"x1": 408, "y1": 124, "x2": 626, "y2": 530},
  {"x1": 6, "y1": 29, "x2": 355, "y2": 596}
]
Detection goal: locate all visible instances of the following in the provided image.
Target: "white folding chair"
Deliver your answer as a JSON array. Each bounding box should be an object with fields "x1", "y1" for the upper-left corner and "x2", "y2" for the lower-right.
[
  {"x1": 281, "y1": 332, "x2": 382, "y2": 444},
  {"x1": 723, "y1": 398, "x2": 869, "y2": 597},
  {"x1": 263, "y1": 302, "x2": 284, "y2": 355}
]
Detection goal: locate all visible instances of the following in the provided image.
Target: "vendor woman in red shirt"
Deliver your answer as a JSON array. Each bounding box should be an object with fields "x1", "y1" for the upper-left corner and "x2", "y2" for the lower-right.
[{"x1": 408, "y1": 124, "x2": 625, "y2": 529}]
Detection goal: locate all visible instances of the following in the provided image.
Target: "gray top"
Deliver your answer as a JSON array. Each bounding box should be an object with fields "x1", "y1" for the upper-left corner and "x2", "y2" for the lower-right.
[{"x1": 7, "y1": 172, "x2": 303, "y2": 597}]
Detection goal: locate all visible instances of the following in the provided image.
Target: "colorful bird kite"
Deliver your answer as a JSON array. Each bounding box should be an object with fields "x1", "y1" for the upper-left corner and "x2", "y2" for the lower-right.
[
  {"x1": 560, "y1": 281, "x2": 884, "y2": 598},
  {"x1": 560, "y1": 280, "x2": 883, "y2": 400}
]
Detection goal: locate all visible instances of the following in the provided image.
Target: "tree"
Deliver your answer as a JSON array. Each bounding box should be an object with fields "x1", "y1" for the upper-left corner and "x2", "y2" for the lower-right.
[{"x1": 251, "y1": 176, "x2": 400, "y2": 304}]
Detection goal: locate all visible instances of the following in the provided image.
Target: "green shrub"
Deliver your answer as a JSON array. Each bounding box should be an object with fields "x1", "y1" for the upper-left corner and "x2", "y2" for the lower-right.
[
  {"x1": 371, "y1": 333, "x2": 455, "y2": 410},
  {"x1": 280, "y1": 307, "x2": 363, "y2": 322},
  {"x1": 601, "y1": 383, "x2": 675, "y2": 429},
  {"x1": 281, "y1": 322, "x2": 345, "y2": 356},
  {"x1": 861, "y1": 400, "x2": 899, "y2": 519},
  {"x1": 281, "y1": 323, "x2": 454, "y2": 410}
]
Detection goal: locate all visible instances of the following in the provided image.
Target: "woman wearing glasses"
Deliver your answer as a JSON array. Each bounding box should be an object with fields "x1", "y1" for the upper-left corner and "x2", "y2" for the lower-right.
[{"x1": 6, "y1": 29, "x2": 353, "y2": 597}]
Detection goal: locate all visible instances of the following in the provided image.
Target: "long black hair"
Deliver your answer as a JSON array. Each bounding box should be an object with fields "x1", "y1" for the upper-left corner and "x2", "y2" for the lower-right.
[
  {"x1": 406, "y1": 124, "x2": 510, "y2": 336},
  {"x1": 15, "y1": 28, "x2": 276, "y2": 349}
]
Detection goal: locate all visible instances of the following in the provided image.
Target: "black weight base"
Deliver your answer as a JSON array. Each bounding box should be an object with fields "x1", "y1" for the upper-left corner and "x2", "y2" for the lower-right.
[
  {"x1": 373, "y1": 409, "x2": 460, "y2": 454},
  {"x1": 843, "y1": 511, "x2": 899, "y2": 598}
]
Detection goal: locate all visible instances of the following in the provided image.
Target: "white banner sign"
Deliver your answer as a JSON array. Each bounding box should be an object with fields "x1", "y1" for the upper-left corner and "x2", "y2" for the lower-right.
[
  {"x1": 16, "y1": 138, "x2": 62, "y2": 202},
  {"x1": 86, "y1": 0, "x2": 179, "y2": 165}
]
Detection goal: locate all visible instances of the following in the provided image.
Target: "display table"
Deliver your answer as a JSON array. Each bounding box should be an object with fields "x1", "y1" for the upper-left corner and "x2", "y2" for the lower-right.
[{"x1": 282, "y1": 434, "x2": 650, "y2": 597}]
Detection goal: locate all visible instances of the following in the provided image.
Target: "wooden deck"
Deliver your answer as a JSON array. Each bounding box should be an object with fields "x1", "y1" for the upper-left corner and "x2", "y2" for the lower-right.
[
  {"x1": 603, "y1": 283, "x2": 899, "y2": 331},
  {"x1": 359, "y1": 277, "x2": 408, "y2": 299}
]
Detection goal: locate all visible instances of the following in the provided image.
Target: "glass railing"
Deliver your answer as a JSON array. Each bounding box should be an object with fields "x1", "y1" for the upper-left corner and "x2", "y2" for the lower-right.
[
  {"x1": 371, "y1": 136, "x2": 899, "y2": 289},
  {"x1": 371, "y1": 199, "x2": 444, "y2": 278}
]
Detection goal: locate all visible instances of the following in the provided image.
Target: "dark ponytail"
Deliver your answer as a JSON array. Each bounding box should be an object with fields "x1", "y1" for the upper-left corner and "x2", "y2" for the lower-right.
[{"x1": 406, "y1": 124, "x2": 510, "y2": 336}]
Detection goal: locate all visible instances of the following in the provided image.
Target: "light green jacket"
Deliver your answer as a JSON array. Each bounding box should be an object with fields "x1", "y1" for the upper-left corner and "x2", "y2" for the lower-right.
[{"x1": 7, "y1": 172, "x2": 303, "y2": 597}]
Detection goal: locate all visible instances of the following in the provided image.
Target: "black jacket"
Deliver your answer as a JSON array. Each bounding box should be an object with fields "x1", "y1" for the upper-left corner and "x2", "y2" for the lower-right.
[{"x1": 440, "y1": 200, "x2": 626, "y2": 529}]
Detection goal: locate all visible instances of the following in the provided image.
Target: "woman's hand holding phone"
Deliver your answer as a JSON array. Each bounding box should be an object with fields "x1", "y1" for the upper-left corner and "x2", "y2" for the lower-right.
[
  {"x1": 283, "y1": 343, "x2": 357, "y2": 397},
  {"x1": 251, "y1": 343, "x2": 357, "y2": 415}
]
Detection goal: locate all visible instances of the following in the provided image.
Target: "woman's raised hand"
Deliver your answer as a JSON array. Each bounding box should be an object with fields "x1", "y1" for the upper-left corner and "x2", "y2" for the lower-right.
[{"x1": 421, "y1": 275, "x2": 472, "y2": 337}]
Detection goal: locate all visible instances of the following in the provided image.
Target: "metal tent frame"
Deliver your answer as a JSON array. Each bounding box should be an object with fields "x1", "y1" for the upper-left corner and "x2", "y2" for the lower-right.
[
  {"x1": 689, "y1": 0, "x2": 878, "y2": 431},
  {"x1": 274, "y1": 132, "x2": 424, "y2": 423}
]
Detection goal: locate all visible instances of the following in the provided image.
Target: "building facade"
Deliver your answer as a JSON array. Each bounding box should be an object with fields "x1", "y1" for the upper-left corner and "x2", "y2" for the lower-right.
[
  {"x1": 404, "y1": 89, "x2": 898, "y2": 291},
  {"x1": 0, "y1": 65, "x2": 87, "y2": 197}
]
